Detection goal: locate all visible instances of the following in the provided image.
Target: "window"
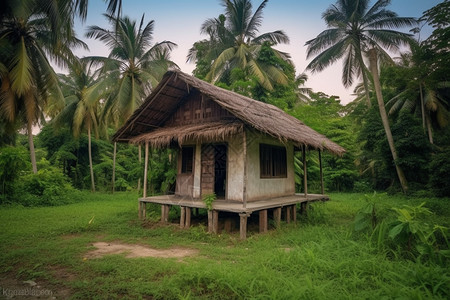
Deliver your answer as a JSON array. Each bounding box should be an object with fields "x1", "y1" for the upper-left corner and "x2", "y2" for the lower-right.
[
  {"x1": 260, "y1": 144, "x2": 287, "y2": 178},
  {"x1": 181, "y1": 147, "x2": 194, "y2": 173}
]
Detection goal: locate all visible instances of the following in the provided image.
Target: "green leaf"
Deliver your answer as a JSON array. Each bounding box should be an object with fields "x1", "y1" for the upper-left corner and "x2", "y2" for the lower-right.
[{"x1": 389, "y1": 223, "x2": 406, "y2": 240}]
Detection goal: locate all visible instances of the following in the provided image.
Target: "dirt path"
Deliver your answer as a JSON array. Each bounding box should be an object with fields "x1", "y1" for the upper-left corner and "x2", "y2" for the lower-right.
[{"x1": 85, "y1": 242, "x2": 198, "y2": 259}]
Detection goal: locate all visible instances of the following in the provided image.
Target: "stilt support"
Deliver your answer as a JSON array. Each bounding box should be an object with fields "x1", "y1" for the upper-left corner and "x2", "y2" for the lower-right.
[
  {"x1": 239, "y1": 213, "x2": 249, "y2": 240},
  {"x1": 259, "y1": 210, "x2": 268, "y2": 233},
  {"x1": 212, "y1": 210, "x2": 219, "y2": 234},
  {"x1": 208, "y1": 210, "x2": 213, "y2": 233},
  {"x1": 180, "y1": 207, "x2": 186, "y2": 228},
  {"x1": 138, "y1": 201, "x2": 146, "y2": 220},
  {"x1": 161, "y1": 205, "x2": 170, "y2": 223},
  {"x1": 185, "y1": 207, "x2": 191, "y2": 228},
  {"x1": 292, "y1": 205, "x2": 297, "y2": 223},
  {"x1": 286, "y1": 206, "x2": 291, "y2": 223}
]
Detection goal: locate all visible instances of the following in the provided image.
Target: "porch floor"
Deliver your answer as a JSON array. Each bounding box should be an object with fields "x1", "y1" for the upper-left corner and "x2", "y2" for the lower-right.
[{"x1": 139, "y1": 193, "x2": 328, "y2": 214}]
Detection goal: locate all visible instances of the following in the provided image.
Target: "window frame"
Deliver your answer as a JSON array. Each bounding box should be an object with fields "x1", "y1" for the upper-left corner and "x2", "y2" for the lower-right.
[
  {"x1": 181, "y1": 146, "x2": 194, "y2": 174},
  {"x1": 259, "y1": 144, "x2": 287, "y2": 178}
]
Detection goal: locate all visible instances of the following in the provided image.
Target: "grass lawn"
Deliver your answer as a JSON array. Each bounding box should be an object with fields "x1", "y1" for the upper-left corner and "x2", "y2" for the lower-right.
[{"x1": 0, "y1": 192, "x2": 448, "y2": 299}]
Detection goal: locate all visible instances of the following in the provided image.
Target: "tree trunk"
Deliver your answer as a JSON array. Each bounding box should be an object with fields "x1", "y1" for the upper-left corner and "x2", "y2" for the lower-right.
[
  {"x1": 368, "y1": 49, "x2": 408, "y2": 193},
  {"x1": 27, "y1": 121, "x2": 37, "y2": 174},
  {"x1": 112, "y1": 141, "x2": 117, "y2": 193},
  {"x1": 357, "y1": 50, "x2": 372, "y2": 108},
  {"x1": 426, "y1": 114, "x2": 434, "y2": 144},
  {"x1": 88, "y1": 126, "x2": 96, "y2": 192},
  {"x1": 419, "y1": 83, "x2": 426, "y2": 132}
]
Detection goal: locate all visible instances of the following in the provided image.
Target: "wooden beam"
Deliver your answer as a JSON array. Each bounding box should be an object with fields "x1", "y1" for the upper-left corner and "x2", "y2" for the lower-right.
[
  {"x1": 239, "y1": 213, "x2": 249, "y2": 240},
  {"x1": 143, "y1": 142, "x2": 149, "y2": 198},
  {"x1": 259, "y1": 210, "x2": 268, "y2": 233},
  {"x1": 112, "y1": 142, "x2": 116, "y2": 193},
  {"x1": 319, "y1": 149, "x2": 324, "y2": 195},
  {"x1": 242, "y1": 129, "x2": 248, "y2": 208},
  {"x1": 161, "y1": 205, "x2": 170, "y2": 223},
  {"x1": 138, "y1": 201, "x2": 144, "y2": 220},
  {"x1": 207, "y1": 210, "x2": 213, "y2": 233},
  {"x1": 180, "y1": 206, "x2": 186, "y2": 228},
  {"x1": 213, "y1": 210, "x2": 219, "y2": 234},
  {"x1": 303, "y1": 145, "x2": 308, "y2": 196},
  {"x1": 185, "y1": 207, "x2": 191, "y2": 228}
]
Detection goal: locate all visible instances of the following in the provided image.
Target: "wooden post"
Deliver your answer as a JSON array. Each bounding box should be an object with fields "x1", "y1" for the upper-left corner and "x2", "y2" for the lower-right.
[
  {"x1": 286, "y1": 206, "x2": 291, "y2": 223},
  {"x1": 185, "y1": 207, "x2": 191, "y2": 228},
  {"x1": 242, "y1": 130, "x2": 248, "y2": 209},
  {"x1": 138, "y1": 144, "x2": 142, "y2": 192},
  {"x1": 138, "y1": 201, "x2": 143, "y2": 220},
  {"x1": 259, "y1": 210, "x2": 268, "y2": 233},
  {"x1": 212, "y1": 210, "x2": 219, "y2": 234},
  {"x1": 143, "y1": 142, "x2": 149, "y2": 198},
  {"x1": 112, "y1": 142, "x2": 116, "y2": 193},
  {"x1": 303, "y1": 145, "x2": 308, "y2": 196},
  {"x1": 274, "y1": 207, "x2": 281, "y2": 228},
  {"x1": 239, "y1": 213, "x2": 248, "y2": 240},
  {"x1": 319, "y1": 149, "x2": 324, "y2": 195},
  {"x1": 161, "y1": 205, "x2": 170, "y2": 223},
  {"x1": 207, "y1": 210, "x2": 213, "y2": 233},
  {"x1": 180, "y1": 206, "x2": 186, "y2": 228}
]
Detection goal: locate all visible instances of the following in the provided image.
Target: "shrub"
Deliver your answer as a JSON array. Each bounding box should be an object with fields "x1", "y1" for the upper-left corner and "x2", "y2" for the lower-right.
[
  {"x1": 13, "y1": 160, "x2": 79, "y2": 206},
  {"x1": 0, "y1": 146, "x2": 28, "y2": 203},
  {"x1": 429, "y1": 147, "x2": 450, "y2": 197}
]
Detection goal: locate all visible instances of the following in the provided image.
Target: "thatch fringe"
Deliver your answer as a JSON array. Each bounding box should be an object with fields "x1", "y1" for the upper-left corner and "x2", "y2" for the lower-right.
[{"x1": 130, "y1": 120, "x2": 244, "y2": 149}]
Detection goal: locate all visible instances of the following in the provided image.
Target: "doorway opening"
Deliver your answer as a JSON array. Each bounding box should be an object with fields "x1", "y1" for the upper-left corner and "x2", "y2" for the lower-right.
[{"x1": 214, "y1": 144, "x2": 227, "y2": 198}]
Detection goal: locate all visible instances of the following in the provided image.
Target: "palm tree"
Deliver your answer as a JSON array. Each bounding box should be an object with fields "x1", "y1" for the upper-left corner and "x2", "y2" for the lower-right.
[
  {"x1": 55, "y1": 58, "x2": 107, "y2": 192},
  {"x1": 188, "y1": 0, "x2": 291, "y2": 91},
  {"x1": 386, "y1": 43, "x2": 449, "y2": 144},
  {"x1": 86, "y1": 14, "x2": 177, "y2": 192},
  {"x1": 294, "y1": 73, "x2": 313, "y2": 103},
  {"x1": 305, "y1": 0, "x2": 416, "y2": 193},
  {"x1": 86, "y1": 14, "x2": 178, "y2": 122},
  {"x1": 0, "y1": 2, "x2": 85, "y2": 173}
]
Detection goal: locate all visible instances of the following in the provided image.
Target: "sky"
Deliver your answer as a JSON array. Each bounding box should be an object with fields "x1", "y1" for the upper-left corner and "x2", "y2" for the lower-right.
[{"x1": 71, "y1": 0, "x2": 442, "y2": 104}]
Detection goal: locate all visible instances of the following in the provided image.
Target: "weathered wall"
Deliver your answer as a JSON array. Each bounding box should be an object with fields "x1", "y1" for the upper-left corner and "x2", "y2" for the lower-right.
[
  {"x1": 175, "y1": 130, "x2": 294, "y2": 201},
  {"x1": 245, "y1": 131, "x2": 295, "y2": 201},
  {"x1": 226, "y1": 132, "x2": 245, "y2": 201}
]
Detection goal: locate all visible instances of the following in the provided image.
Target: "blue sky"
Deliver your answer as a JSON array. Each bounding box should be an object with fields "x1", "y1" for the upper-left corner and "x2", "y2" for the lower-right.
[{"x1": 72, "y1": 0, "x2": 441, "y2": 104}]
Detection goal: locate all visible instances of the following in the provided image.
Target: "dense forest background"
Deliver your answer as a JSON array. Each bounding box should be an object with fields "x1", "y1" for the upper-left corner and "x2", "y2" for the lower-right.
[{"x1": 1, "y1": 0, "x2": 449, "y2": 206}]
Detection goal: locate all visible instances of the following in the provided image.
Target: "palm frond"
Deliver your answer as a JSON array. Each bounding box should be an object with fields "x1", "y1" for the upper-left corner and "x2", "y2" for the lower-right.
[{"x1": 10, "y1": 37, "x2": 33, "y2": 96}]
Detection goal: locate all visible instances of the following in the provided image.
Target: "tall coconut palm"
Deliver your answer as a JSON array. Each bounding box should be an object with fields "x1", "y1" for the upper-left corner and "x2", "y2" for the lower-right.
[
  {"x1": 55, "y1": 58, "x2": 107, "y2": 192},
  {"x1": 86, "y1": 14, "x2": 177, "y2": 192},
  {"x1": 0, "y1": 2, "x2": 85, "y2": 173},
  {"x1": 86, "y1": 14, "x2": 178, "y2": 123},
  {"x1": 188, "y1": 0, "x2": 291, "y2": 91},
  {"x1": 305, "y1": 0, "x2": 416, "y2": 193}
]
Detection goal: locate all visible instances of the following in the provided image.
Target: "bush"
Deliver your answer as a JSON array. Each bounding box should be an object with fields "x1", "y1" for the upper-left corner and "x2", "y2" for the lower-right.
[
  {"x1": 0, "y1": 146, "x2": 28, "y2": 203},
  {"x1": 429, "y1": 148, "x2": 450, "y2": 197},
  {"x1": 13, "y1": 160, "x2": 79, "y2": 206}
]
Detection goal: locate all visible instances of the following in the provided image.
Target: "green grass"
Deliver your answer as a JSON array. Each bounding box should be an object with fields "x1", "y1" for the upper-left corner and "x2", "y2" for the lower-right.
[{"x1": 0, "y1": 192, "x2": 448, "y2": 299}]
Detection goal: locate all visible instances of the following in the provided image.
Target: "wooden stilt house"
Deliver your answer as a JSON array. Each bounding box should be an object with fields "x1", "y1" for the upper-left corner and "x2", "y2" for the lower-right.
[{"x1": 113, "y1": 70, "x2": 345, "y2": 238}]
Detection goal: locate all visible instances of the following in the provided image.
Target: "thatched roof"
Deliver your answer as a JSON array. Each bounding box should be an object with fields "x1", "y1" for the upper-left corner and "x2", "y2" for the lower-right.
[{"x1": 113, "y1": 70, "x2": 345, "y2": 155}]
